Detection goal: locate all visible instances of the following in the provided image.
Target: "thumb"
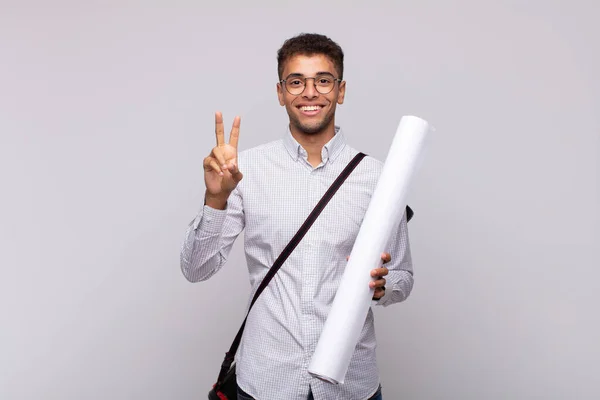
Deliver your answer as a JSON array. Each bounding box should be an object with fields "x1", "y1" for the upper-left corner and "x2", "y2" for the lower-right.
[{"x1": 229, "y1": 162, "x2": 243, "y2": 182}]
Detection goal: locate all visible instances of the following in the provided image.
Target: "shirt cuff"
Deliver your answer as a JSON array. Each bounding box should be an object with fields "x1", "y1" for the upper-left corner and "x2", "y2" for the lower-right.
[
  {"x1": 372, "y1": 285, "x2": 393, "y2": 306},
  {"x1": 192, "y1": 204, "x2": 228, "y2": 234}
]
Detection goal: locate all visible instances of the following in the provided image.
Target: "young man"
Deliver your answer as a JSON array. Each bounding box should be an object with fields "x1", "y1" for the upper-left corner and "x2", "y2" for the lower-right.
[{"x1": 180, "y1": 33, "x2": 414, "y2": 400}]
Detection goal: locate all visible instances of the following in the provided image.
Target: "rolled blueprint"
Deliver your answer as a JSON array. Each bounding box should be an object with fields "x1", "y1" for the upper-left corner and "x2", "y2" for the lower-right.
[{"x1": 307, "y1": 115, "x2": 431, "y2": 384}]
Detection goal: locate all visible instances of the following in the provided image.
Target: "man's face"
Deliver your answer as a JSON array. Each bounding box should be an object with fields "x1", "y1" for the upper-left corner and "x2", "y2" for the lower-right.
[{"x1": 277, "y1": 54, "x2": 346, "y2": 136}]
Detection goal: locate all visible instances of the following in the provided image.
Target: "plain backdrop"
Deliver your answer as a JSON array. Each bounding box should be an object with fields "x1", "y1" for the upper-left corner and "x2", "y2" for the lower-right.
[{"x1": 1, "y1": 1, "x2": 599, "y2": 399}]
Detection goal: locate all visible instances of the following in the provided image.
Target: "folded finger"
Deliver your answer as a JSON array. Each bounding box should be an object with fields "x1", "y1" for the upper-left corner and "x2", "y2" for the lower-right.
[
  {"x1": 369, "y1": 278, "x2": 386, "y2": 289},
  {"x1": 381, "y1": 252, "x2": 391, "y2": 263},
  {"x1": 211, "y1": 146, "x2": 227, "y2": 167},
  {"x1": 370, "y1": 267, "x2": 389, "y2": 277},
  {"x1": 203, "y1": 157, "x2": 222, "y2": 174}
]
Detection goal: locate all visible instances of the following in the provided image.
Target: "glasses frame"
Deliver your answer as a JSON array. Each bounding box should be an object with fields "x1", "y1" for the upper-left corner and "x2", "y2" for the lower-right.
[{"x1": 279, "y1": 73, "x2": 343, "y2": 95}]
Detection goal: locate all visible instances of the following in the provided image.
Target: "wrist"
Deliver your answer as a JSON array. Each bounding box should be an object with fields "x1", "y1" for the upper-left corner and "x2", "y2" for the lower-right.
[{"x1": 204, "y1": 192, "x2": 230, "y2": 210}]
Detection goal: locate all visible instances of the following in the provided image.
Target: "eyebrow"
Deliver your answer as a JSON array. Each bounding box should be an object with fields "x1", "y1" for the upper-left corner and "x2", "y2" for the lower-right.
[{"x1": 285, "y1": 71, "x2": 336, "y2": 78}]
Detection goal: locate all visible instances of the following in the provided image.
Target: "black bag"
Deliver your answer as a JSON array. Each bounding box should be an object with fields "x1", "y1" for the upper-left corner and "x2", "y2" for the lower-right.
[
  {"x1": 208, "y1": 364, "x2": 236, "y2": 400},
  {"x1": 207, "y1": 152, "x2": 414, "y2": 399}
]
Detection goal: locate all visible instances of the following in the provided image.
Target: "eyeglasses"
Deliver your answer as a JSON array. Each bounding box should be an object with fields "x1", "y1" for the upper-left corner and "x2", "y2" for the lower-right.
[{"x1": 280, "y1": 73, "x2": 342, "y2": 95}]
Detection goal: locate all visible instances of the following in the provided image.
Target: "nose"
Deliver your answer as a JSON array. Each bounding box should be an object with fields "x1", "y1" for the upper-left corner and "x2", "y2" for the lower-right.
[{"x1": 302, "y1": 78, "x2": 319, "y2": 99}]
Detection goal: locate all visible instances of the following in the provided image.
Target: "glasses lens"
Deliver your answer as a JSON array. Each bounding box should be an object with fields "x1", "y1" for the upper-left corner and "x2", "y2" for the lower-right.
[
  {"x1": 285, "y1": 77, "x2": 305, "y2": 95},
  {"x1": 315, "y1": 74, "x2": 335, "y2": 94}
]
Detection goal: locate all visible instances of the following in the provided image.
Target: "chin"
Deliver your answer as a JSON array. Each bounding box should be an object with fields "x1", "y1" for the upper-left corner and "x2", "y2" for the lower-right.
[
  {"x1": 297, "y1": 122, "x2": 327, "y2": 135},
  {"x1": 290, "y1": 114, "x2": 334, "y2": 136}
]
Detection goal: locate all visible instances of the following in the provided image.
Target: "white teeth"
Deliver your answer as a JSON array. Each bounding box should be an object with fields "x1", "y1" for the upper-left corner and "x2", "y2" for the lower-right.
[{"x1": 300, "y1": 106, "x2": 321, "y2": 111}]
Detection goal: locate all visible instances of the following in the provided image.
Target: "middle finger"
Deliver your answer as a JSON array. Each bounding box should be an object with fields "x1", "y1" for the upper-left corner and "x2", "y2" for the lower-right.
[{"x1": 371, "y1": 267, "x2": 389, "y2": 277}]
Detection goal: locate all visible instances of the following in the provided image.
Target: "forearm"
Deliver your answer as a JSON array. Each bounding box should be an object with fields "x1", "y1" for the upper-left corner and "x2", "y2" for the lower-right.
[
  {"x1": 180, "y1": 206, "x2": 228, "y2": 282},
  {"x1": 374, "y1": 211, "x2": 414, "y2": 307},
  {"x1": 180, "y1": 187, "x2": 244, "y2": 282}
]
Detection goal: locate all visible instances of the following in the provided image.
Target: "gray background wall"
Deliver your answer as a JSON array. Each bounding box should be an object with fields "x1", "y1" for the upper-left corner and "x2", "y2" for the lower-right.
[{"x1": 1, "y1": 1, "x2": 598, "y2": 399}]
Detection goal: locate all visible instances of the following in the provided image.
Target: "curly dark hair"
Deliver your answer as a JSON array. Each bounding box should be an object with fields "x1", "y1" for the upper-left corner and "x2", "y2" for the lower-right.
[{"x1": 276, "y1": 33, "x2": 344, "y2": 80}]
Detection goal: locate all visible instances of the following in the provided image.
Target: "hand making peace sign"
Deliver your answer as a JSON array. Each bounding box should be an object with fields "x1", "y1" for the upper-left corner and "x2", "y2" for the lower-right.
[{"x1": 203, "y1": 112, "x2": 243, "y2": 205}]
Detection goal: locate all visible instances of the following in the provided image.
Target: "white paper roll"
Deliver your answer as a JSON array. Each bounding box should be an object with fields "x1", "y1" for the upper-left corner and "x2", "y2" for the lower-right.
[{"x1": 307, "y1": 115, "x2": 431, "y2": 384}]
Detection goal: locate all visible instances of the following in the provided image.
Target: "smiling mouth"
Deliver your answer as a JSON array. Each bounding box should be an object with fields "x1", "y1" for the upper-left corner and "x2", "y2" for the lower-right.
[{"x1": 298, "y1": 105, "x2": 324, "y2": 115}]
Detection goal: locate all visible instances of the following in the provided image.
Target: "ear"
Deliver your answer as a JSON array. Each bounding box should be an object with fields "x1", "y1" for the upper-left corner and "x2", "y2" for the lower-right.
[
  {"x1": 337, "y1": 80, "x2": 346, "y2": 105},
  {"x1": 277, "y1": 82, "x2": 285, "y2": 106}
]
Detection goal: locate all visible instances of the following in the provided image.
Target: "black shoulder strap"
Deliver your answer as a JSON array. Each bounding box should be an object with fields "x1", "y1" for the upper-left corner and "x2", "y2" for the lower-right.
[
  {"x1": 406, "y1": 205, "x2": 414, "y2": 222},
  {"x1": 214, "y1": 152, "x2": 367, "y2": 388}
]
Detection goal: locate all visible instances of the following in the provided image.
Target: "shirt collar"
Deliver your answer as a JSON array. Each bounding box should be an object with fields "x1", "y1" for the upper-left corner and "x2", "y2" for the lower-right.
[{"x1": 283, "y1": 125, "x2": 347, "y2": 165}]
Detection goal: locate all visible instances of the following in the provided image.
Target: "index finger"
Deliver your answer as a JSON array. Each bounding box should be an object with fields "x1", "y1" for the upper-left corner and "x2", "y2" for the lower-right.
[
  {"x1": 229, "y1": 116, "x2": 241, "y2": 149},
  {"x1": 215, "y1": 111, "x2": 225, "y2": 146},
  {"x1": 381, "y1": 252, "x2": 391, "y2": 264}
]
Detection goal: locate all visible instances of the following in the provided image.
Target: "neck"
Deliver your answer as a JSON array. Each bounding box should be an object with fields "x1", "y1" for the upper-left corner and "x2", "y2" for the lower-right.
[{"x1": 290, "y1": 124, "x2": 336, "y2": 167}]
